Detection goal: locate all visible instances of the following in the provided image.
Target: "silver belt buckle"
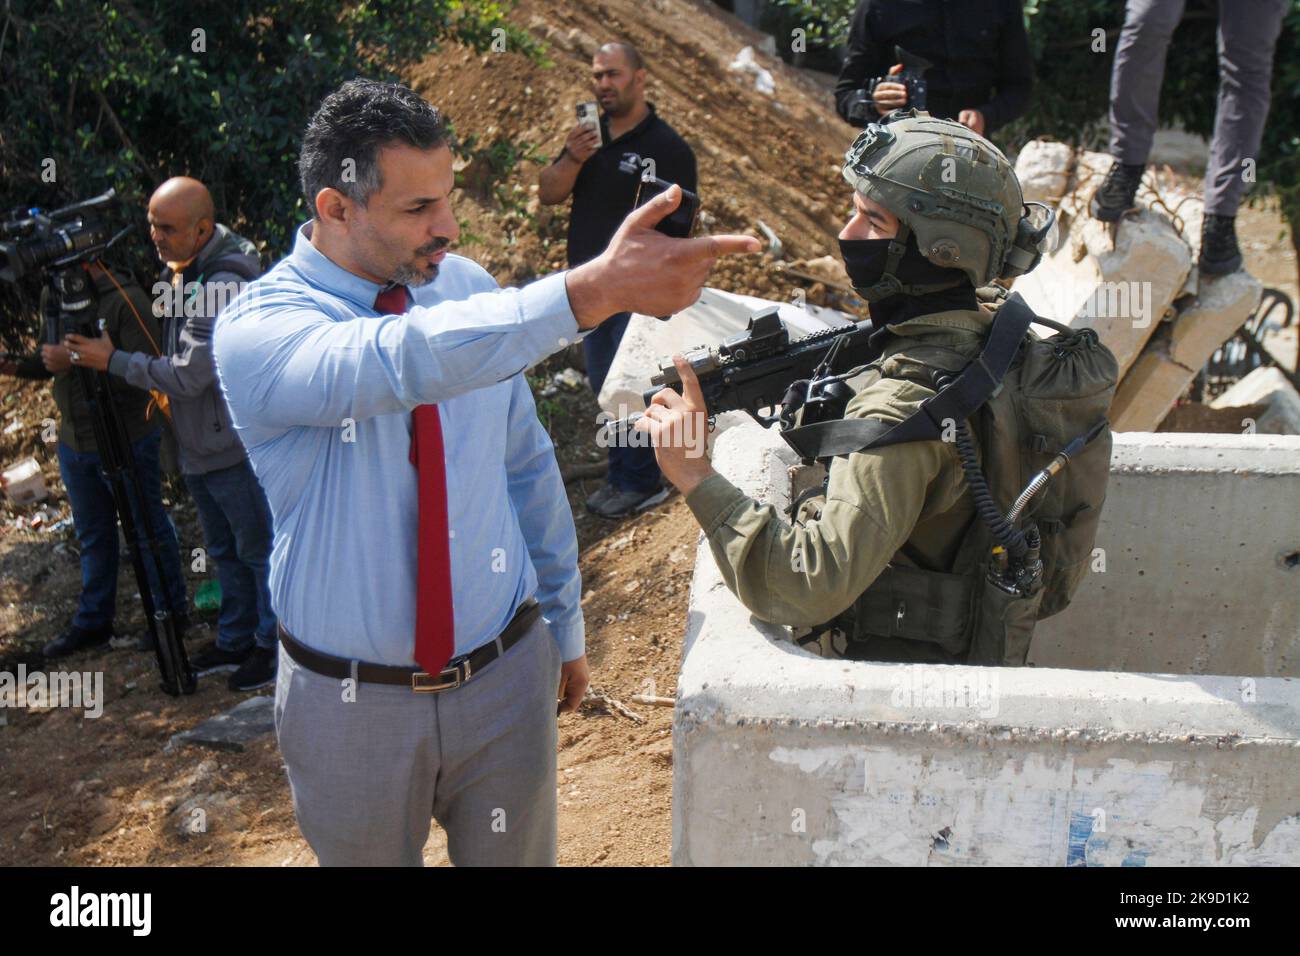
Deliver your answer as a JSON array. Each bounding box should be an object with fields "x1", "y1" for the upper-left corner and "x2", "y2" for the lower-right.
[{"x1": 410, "y1": 658, "x2": 470, "y2": 693}]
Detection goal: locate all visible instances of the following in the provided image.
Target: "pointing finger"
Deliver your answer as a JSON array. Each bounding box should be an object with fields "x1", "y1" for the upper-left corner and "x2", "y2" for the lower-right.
[{"x1": 677, "y1": 233, "x2": 761, "y2": 260}]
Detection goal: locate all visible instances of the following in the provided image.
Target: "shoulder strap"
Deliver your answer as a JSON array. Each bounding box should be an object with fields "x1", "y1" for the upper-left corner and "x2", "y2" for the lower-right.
[{"x1": 781, "y1": 293, "x2": 1036, "y2": 460}]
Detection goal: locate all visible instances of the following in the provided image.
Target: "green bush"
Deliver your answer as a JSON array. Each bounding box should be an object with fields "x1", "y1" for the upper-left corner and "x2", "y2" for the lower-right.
[
  {"x1": 765, "y1": 0, "x2": 857, "y2": 71},
  {"x1": 0, "y1": 0, "x2": 544, "y2": 344}
]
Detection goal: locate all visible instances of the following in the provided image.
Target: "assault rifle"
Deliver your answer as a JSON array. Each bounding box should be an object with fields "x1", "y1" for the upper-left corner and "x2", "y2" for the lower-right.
[{"x1": 603, "y1": 306, "x2": 878, "y2": 439}]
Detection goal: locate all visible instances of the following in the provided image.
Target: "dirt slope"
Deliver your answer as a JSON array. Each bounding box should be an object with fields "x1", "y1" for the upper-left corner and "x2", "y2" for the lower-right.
[
  {"x1": 406, "y1": 0, "x2": 856, "y2": 299},
  {"x1": 2, "y1": 0, "x2": 1295, "y2": 867}
]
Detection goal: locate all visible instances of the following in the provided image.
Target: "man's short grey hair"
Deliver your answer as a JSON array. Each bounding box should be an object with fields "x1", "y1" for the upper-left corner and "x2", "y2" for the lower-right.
[
  {"x1": 597, "y1": 42, "x2": 645, "y2": 72},
  {"x1": 299, "y1": 79, "x2": 449, "y2": 217}
]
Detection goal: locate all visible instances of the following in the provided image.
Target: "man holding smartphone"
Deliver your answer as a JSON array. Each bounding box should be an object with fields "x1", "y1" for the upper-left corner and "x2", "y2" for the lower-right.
[{"x1": 539, "y1": 41, "x2": 698, "y2": 519}]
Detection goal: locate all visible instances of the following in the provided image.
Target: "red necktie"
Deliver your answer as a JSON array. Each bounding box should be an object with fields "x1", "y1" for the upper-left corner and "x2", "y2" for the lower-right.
[{"x1": 374, "y1": 285, "x2": 455, "y2": 675}]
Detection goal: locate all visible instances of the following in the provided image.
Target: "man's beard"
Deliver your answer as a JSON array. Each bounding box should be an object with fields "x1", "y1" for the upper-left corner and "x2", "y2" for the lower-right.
[
  {"x1": 391, "y1": 237, "x2": 450, "y2": 287},
  {"x1": 602, "y1": 91, "x2": 630, "y2": 117}
]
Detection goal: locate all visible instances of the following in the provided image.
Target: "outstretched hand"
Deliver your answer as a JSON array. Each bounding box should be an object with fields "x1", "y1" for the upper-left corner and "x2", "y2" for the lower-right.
[{"x1": 566, "y1": 185, "x2": 761, "y2": 328}]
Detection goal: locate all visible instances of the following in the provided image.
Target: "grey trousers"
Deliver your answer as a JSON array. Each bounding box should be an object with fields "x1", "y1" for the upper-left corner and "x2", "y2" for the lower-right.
[
  {"x1": 274, "y1": 616, "x2": 562, "y2": 866},
  {"x1": 1108, "y1": 0, "x2": 1289, "y2": 215}
]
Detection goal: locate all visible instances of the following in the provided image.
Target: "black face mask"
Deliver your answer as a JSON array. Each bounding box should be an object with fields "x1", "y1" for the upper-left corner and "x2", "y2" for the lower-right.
[
  {"x1": 838, "y1": 237, "x2": 894, "y2": 293},
  {"x1": 840, "y1": 232, "x2": 969, "y2": 295},
  {"x1": 840, "y1": 231, "x2": 978, "y2": 323}
]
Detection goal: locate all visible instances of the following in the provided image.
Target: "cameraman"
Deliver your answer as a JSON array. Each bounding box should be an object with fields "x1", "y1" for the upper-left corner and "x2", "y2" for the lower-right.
[
  {"x1": 834, "y1": 0, "x2": 1033, "y2": 135},
  {"x1": 63, "y1": 177, "x2": 276, "y2": 692},
  {"x1": 0, "y1": 260, "x2": 188, "y2": 658}
]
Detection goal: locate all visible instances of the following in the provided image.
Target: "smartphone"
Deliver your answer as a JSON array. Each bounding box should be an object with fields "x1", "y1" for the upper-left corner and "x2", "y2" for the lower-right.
[
  {"x1": 633, "y1": 173, "x2": 700, "y2": 240},
  {"x1": 575, "y1": 101, "x2": 604, "y2": 149},
  {"x1": 633, "y1": 174, "x2": 702, "y2": 320}
]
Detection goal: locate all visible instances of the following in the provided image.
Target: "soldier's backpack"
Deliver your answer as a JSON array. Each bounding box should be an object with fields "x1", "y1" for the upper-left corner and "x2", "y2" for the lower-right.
[{"x1": 781, "y1": 291, "x2": 1119, "y2": 665}]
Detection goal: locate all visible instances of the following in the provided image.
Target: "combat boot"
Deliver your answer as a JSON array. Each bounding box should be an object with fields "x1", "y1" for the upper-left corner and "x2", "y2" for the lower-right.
[
  {"x1": 1199, "y1": 213, "x2": 1244, "y2": 276},
  {"x1": 1089, "y1": 160, "x2": 1145, "y2": 222}
]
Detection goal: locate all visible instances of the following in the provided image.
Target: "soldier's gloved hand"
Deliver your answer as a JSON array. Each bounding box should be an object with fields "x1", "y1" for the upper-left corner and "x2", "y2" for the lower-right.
[{"x1": 637, "y1": 354, "x2": 715, "y2": 497}]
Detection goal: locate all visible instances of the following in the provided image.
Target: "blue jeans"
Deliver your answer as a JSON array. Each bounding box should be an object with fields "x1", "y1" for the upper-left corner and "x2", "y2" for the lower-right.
[
  {"x1": 583, "y1": 311, "x2": 662, "y2": 494},
  {"x1": 184, "y1": 459, "x2": 277, "y2": 652},
  {"x1": 57, "y1": 431, "x2": 188, "y2": 632}
]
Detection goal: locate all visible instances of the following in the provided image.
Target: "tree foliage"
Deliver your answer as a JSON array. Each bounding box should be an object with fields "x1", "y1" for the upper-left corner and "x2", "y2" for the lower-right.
[
  {"x1": 0, "y1": 0, "x2": 543, "y2": 345},
  {"x1": 766, "y1": 0, "x2": 857, "y2": 71}
]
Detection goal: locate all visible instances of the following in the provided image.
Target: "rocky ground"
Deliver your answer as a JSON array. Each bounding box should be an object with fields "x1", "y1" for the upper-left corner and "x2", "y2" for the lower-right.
[{"x1": 2, "y1": 0, "x2": 1296, "y2": 866}]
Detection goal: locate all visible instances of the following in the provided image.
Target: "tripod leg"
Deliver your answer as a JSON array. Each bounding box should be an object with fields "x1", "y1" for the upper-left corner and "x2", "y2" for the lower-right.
[{"x1": 76, "y1": 364, "x2": 195, "y2": 695}]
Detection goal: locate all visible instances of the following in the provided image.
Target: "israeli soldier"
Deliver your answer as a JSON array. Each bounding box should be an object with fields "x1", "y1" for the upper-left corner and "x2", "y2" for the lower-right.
[{"x1": 636, "y1": 111, "x2": 1116, "y2": 665}]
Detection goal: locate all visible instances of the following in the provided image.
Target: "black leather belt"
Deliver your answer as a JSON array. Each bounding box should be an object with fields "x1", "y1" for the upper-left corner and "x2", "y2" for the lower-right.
[{"x1": 278, "y1": 598, "x2": 541, "y2": 692}]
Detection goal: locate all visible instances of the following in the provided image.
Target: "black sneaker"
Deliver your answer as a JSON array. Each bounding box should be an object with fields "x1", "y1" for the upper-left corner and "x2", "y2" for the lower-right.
[
  {"x1": 1198, "y1": 213, "x2": 1243, "y2": 276},
  {"x1": 1089, "y1": 160, "x2": 1145, "y2": 222},
  {"x1": 584, "y1": 482, "x2": 617, "y2": 513},
  {"x1": 228, "y1": 646, "x2": 277, "y2": 692},
  {"x1": 587, "y1": 485, "x2": 670, "y2": 519},
  {"x1": 189, "y1": 640, "x2": 250, "y2": 676},
  {"x1": 41, "y1": 624, "x2": 114, "y2": 659}
]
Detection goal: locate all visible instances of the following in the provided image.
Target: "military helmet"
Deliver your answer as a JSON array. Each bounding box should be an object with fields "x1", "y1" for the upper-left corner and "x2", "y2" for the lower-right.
[{"x1": 841, "y1": 110, "x2": 1055, "y2": 296}]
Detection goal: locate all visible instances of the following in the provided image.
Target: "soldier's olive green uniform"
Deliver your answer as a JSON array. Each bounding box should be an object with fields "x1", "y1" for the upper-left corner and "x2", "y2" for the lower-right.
[
  {"x1": 674, "y1": 111, "x2": 1087, "y2": 664},
  {"x1": 685, "y1": 308, "x2": 991, "y2": 661}
]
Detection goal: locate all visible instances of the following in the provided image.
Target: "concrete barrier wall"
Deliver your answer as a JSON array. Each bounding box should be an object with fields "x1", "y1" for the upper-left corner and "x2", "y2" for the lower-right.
[
  {"x1": 673, "y1": 424, "x2": 1300, "y2": 866},
  {"x1": 1032, "y1": 432, "x2": 1300, "y2": 676}
]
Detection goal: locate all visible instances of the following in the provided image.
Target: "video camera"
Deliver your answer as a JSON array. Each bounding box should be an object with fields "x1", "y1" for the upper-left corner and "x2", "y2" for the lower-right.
[
  {"x1": 0, "y1": 190, "x2": 124, "y2": 284},
  {"x1": 0, "y1": 188, "x2": 196, "y2": 696}
]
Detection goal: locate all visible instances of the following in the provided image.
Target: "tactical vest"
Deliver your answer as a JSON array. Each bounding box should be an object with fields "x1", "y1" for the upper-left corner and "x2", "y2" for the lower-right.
[{"x1": 785, "y1": 292, "x2": 1119, "y2": 666}]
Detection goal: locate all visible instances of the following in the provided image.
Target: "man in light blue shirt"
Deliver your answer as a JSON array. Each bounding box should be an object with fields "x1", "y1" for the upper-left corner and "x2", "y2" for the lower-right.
[{"x1": 213, "y1": 79, "x2": 757, "y2": 865}]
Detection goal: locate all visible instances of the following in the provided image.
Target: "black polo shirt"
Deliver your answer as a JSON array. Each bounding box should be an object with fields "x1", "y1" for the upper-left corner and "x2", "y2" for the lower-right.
[{"x1": 564, "y1": 102, "x2": 698, "y2": 267}]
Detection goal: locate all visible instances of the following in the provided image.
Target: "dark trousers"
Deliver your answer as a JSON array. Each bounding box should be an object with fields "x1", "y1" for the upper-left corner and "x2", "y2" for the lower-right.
[
  {"x1": 184, "y1": 459, "x2": 277, "y2": 652},
  {"x1": 583, "y1": 311, "x2": 662, "y2": 494},
  {"x1": 1108, "y1": 0, "x2": 1289, "y2": 215},
  {"x1": 57, "y1": 430, "x2": 187, "y2": 631}
]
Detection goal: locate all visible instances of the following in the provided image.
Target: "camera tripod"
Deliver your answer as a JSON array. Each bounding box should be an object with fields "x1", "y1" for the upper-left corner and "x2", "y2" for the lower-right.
[{"x1": 49, "y1": 263, "x2": 195, "y2": 695}]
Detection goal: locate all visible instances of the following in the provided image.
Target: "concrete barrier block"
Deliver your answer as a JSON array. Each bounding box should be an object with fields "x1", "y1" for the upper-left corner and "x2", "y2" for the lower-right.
[
  {"x1": 1109, "y1": 345, "x2": 1189, "y2": 432},
  {"x1": 675, "y1": 422, "x2": 1300, "y2": 865},
  {"x1": 1015, "y1": 139, "x2": 1074, "y2": 204},
  {"x1": 1030, "y1": 432, "x2": 1300, "y2": 675},
  {"x1": 1212, "y1": 367, "x2": 1300, "y2": 436},
  {"x1": 1014, "y1": 209, "x2": 1191, "y2": 378},
  {"x1": 1168, "y1": 271, "x2": 1263, "y2": 368}
]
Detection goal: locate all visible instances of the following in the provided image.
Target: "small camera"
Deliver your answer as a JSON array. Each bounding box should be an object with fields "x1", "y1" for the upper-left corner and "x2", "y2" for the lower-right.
[
  {"x1": 847, "y1": 45, "x2": 932, "y2": 126},
  {"x1": 870, "y1": 72, "x2": 928, "y2": 115}
]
